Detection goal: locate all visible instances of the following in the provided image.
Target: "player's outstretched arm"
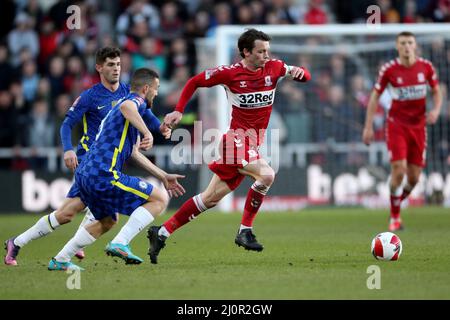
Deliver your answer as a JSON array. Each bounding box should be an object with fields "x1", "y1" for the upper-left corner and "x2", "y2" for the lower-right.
[
  {"x1": 60, "y1": 95, "x2": 90, "y2": 170},
  {"x1": 427, "y1": 85, "x2": 442, "y2": 125},
  {"x1": 362, "y1": 90, "x2": 381, "y2": 146},
  {"x1": 164, "y1": 70, "x2": 227, "y2": 128},
  {"x1": 130, "y1": 147, "x2": 186, "y2": 197},
  {"x1": 120, "y1": 100, "x2": 153, "y2": 150}
]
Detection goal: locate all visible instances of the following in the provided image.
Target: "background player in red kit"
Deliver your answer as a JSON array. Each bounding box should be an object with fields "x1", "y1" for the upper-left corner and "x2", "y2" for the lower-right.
[
  {"x1": 147, "y1": 28, "x2": 311, "y2": 263},
  {"x1": 363, "y1": 31, "x2": 442, "y2": 232}
]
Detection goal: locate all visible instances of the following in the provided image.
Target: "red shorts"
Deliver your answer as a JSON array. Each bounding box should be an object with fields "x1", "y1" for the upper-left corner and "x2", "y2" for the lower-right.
[
  {"x1": 208, "y1": 131, "x2": 261, "y2": 190},
  {"x1": 386, "y1": 120, "x2": 426, "y2": 167}
]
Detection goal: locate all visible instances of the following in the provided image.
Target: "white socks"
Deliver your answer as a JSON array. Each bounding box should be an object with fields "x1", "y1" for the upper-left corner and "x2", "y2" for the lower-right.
[
  {"x1": 77, "y1": 207, "x2": 96, "y2": 230},
  {"x1": 54, "y1": 227, "x2": 96, "y2": 262},
  {"x1": 14, "y1": 211, "x2": 60, "y2": 247},
  {"x1": 158, "y1": 226, "x2": 171, "y2": 238},
  {"x1": 111, "y1": 207, "x2": 154, "y2": 245},
  {"x1": 239, "y1": 224, "x2": 252, "y2": 233}
]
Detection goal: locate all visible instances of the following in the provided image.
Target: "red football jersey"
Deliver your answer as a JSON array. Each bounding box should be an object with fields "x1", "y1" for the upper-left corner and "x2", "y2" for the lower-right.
[
  {"x1": 374, "y1": 57, "x2": 439, "y2": 127},
  {"x1": 175, "y1": 59, "x2": 310, "y2": 144}
]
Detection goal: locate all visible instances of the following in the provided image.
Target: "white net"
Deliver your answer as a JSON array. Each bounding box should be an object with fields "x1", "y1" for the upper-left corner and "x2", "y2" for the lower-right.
[{"x1": 195, "y1": 24, "x2": 450, "y2": 210}]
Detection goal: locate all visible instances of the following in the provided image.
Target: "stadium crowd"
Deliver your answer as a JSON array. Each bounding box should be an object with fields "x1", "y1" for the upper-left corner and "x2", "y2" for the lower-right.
[{"x1": 0, "y1": 0, "x2": 450, "y2": 170}]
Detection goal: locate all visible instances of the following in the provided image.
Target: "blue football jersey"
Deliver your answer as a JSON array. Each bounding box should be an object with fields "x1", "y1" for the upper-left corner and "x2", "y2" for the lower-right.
[
  {"x1": 76, "y1": 92, "x2": 159, "y2": 180},
  {"x1": 60, "y1": 82, "x2": 130, "y2": 160}
]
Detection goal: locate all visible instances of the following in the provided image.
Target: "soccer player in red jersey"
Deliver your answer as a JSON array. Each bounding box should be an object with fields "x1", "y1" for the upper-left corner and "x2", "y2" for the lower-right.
[
  {"x1": 363, "y1": 31, "x2": 442, "y2": 232},
  {"x1": 147, "y1": 28, "x2": 311, "y2": 263}
]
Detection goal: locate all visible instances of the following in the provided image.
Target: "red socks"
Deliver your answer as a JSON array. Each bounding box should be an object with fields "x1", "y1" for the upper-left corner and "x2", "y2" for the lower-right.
[
  {"x1": 241, "y1": 182, "x2": 269, "y2": 227},
  {"x1": 163, "y1": 195, "x2": 207, "y2": 234},
  {"x1": 163, "y1": 181, "x2": 270, "y2": 234},
  {"x1": 390, "y1": 195, "x2": 401, "y2": 219}
]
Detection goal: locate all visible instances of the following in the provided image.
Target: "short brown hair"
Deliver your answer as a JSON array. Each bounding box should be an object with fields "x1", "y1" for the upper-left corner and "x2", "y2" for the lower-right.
[
  {"x1": 396, "y1": 31, "x2": 415, "y2": 39},
  {"x1": 95, "y1": 47, "x2": 121, "y2": 65},
  {"x1": 130, "y1": 68, "x2": 159, "y2": 91},
  {"x1": 238, "y1": 28, "x2": 271, "y2": 58}
]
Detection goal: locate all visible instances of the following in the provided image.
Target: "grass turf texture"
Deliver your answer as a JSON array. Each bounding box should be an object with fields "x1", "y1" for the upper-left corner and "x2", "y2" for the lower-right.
[{"x1": 1, "y1": 207, "x2": 449, "y2": 299}]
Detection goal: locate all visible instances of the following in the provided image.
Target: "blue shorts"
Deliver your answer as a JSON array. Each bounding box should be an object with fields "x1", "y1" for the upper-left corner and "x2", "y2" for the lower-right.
[
  {"x1": 67, "y1": 182, "x2": 81, "y2": 198},
  {"x1": 74, "y1": 173, "x2": 153, "y2": 221}
]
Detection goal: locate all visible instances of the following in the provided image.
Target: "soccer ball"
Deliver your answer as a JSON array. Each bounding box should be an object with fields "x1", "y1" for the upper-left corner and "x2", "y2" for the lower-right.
[{"x1": 371, "y1": 232, "x2": 402, "y2": 261}]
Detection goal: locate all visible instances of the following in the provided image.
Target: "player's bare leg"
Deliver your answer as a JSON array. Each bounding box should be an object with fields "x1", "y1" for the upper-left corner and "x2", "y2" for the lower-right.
[
  {"x1": 148, "y1": 175, "x2": 232, "y2": 264},
  {"x1": 389, "y1": 160, "x2": 407, "y2": 231},
  {"x1": 401, "y1": 164, "x2": 422, "y2": 201},
  {"x1": 236, "y1": 159, "x2": 275, "y2": 251},
  {"x1": 48, "y1": 215, "x2": 118, "y2": 271},
  {"x1": 4, "y1": 197, "x2": 85, "y2": 266},
  {"x1": 107, "y1": 187, "x2": 169, "y2": 264}
]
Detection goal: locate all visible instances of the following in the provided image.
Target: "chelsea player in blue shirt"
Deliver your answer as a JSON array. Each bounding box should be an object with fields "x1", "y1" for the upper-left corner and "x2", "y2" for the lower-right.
[
  {"x1": 4, "y1": 48, "x2": 170, "y2": 266},
  {"x1": 48, "y1": 68, "x2": 185, "y2": 270}
]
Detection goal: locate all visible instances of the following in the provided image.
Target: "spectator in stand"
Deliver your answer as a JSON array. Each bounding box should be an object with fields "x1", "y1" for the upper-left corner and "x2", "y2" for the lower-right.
[
  {"x1": 116, "y1": 0, "x2": 160, "y2": 49},
  {"x1": 349, "y1": 74, "x2": 371, "y2": 133},
  {"x1": 403, "y1": 0, "x2": 418, "y2": 23},
  {"x1": 119, "y1": 50, "x2": 133, "y2": 85},
  {"x1": 206, "y1": 2, "x2": 233, "y2": 37},
  {"x1": 7, "y1": 12, "x2": 40, "y2": 67},
  {"x1": 432, "y1": 0, "x2": 450, "y2": 22},
  {"x1": 132, "y1": 36, "x2": 166, "y2": 76},
  {"x1": 9, "y1": 81, "x2": 26, "y2": 113},
  {"x1": 0, "y1": 44, "x2": 14, "y2": 91},
  {"x1": 26, "y1": 98, "x2": 55, "y2": 169},
  {"x1": 63, "y1": 55, "x2": 96, "y2": 94},
  {"x1": 21, "y1": 60, "x2": 40, "y2": 104},
  {"x1": 47, "y1": 55, "x2": 66, "y2": 100},
  {"x1": 248, "y1": 0, "x2": 268, "y2": 24},
  {"x1": 267, "y1": 0, "x2": 297, "y2": 24},
  {"x1": 24, "y1": 0, "x2": 44, "y2": 32},
  {"x1": 304, "y1": 0, "x2": 329, "y2": 24},
  {"x1": 235, "y1": 3, "x2": 256, "y2": 24},
  {"x1": 38, "y1": 19, "x2": 61, "y2": 67},
  {"x1": 55, "y1": 38, "x2": 78, "y2": 61},
  {"x1": 157, "y1": 1, "x2": 185, "y2": 44},
  {"x1": 164, "y1": 37, "x2": 196, "y2": 80},
  {"x1": 184, "y1": 10, "x2": 210, "y2": 39},
  {"x1": 36, "y1": 77, "x2": 51, "y2": 107}
]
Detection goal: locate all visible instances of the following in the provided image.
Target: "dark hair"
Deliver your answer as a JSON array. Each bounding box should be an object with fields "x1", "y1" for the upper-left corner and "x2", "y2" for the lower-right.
[
  {"x1": 130, "y1": 68, "x2": 159, "y2": 91},
  {"x1": 95, "y1": 47, "x2": 121, "y2": 65},
  {"x1": 238, "y1": 28, "x2": 271, "y2": 58},
  {"x1": 396, "y1": 31, "x2": 415, "y2": 39}
]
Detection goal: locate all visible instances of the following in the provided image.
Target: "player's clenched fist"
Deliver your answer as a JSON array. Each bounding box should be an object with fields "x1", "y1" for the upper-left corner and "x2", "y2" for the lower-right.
[
  {"x1": 64, "y1": 150, "x2": 78, "y2": 171},
  {"x1": 164, "y1": 111, "x2": 183, "y2": 128}
]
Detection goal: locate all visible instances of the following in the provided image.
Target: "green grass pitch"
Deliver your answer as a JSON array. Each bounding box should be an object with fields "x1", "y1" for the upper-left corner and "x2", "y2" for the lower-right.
[{"x1": 1, "y1": 207, "x2": 449, "y2": 299}]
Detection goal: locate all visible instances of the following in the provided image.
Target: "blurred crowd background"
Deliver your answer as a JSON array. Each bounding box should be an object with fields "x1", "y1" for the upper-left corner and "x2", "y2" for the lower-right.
[{"x1": 1, "y1": 0, "x2": 450, "y2": 171}]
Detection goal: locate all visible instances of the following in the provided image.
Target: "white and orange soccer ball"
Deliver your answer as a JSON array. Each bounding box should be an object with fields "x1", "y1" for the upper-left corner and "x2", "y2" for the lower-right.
[{"x1": 371, "y1": 232, "x2": 402, "y2": 261}]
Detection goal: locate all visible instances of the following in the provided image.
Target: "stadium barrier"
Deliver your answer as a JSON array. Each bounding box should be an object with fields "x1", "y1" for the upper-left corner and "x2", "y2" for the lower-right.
[{"x1": 0, "y1": 143, "x2": 448, "y2": 213}]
